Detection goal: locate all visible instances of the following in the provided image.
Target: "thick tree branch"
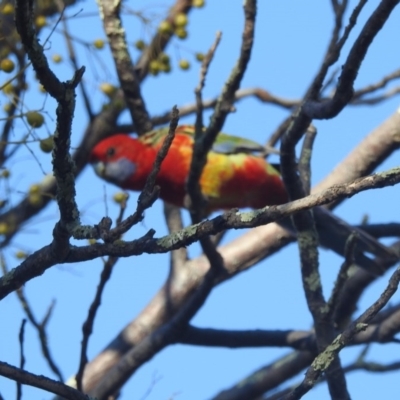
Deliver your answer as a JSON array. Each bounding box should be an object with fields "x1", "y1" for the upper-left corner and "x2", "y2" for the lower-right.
[{"x1": 180, "y1": 306, "x2": 400, "y2": 350}]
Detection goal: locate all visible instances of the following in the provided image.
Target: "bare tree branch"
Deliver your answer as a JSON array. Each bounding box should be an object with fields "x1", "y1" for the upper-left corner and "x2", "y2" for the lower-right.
[
  {"x1": 0, "y1": 361, "x2": 89, "y2": 400},
  {"x1": 304, "y1": 0, "x2": 399, "y2": 119},
  {"x1": 17, "y1": 319, "x2": 26, "y2": 400},
  {"x1": 15, "y1": 0, "x2": 88, "y2": 238},
  {"x1": 0, "y1": 255, "x2": 64, "y2": 381},
  {"x1": 284, "y1": 265, "x2": 400, "y2": 400},
  {"x1": 352, "y1": 68, "x2": 400, "y2": 99},
  {"x1": 97, "y1": 0, "x2": 152, "y2": 135},
  {"x1": 135, "y1": 0, "x2": 193, "y2": 81},
  {"x1": 89, "y1": 254, "x2": 221, "y2": 399},
  {"x1": 187, "y1": 0, "x2": 256, "y2": 220},
  {"x1": 211, "y1": 351, "x2": 315, "y2": 400}
]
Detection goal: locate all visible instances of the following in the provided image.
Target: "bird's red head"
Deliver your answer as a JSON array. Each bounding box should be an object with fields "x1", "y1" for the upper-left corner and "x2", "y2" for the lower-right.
[
  {"x1": 90, "y1": 134, "x2": 153, "y2": 191},
  {"x1": 90, "y1": 134, "x2": 133, "y2": 163}
]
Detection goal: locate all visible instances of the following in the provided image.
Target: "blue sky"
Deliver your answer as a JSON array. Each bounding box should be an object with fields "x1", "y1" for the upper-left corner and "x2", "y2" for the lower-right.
[{"x1": 1, "y1": 1, "x2": 400, "y2": 399}]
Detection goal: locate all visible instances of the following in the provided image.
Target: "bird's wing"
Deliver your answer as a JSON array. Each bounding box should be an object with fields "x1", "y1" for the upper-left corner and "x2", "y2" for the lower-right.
[
  {"x1": 147, "y1": 125, "x2": 267, "y2": 155},
  {"x1": 211, "y1": 132, "x2": 266, "y2": 154}
]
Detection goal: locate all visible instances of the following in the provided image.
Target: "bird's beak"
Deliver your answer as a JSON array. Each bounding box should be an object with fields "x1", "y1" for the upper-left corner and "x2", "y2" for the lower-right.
[
  {"x1": 92, "y1": 161, "x2": 106, "y2": 177},
  {"x1": 91, "y1": 157, "x2": 136, "y2": 184}
]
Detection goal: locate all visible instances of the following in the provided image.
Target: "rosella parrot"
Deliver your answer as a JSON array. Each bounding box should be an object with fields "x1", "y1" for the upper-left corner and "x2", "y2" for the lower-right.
[{"x1": 90, "y1": 125, "x2": 394, "y2": 274}]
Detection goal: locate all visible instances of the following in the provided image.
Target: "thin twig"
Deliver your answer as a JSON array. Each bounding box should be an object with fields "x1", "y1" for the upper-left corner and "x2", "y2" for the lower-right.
[
  {"x1": 97, "y1": 0, "x2": 152, "y2": 134},
  {"x1": 75, "y1": 199, "x2": 127, "y2": 391},
  {"x1": 0, "y1": 361, "x2": 89, "y2": 400},
  {"x1": 17, "y1": 319, "x2": 26, "y2": 400},
  {"x1": 58, "y1": 1, "x2": 94, "y2": 120},
  {"x1": 327, "y1": 233, "x2": 358, "y2": 321},
  {"x1": 265, "y1": 353, "x2": 400, "y2": 400},
  {"x1": 304, "y1": 0, "x2": 398, "y2": 119},
  {"x1": 0, "y1": 256, "x2": 64, "y2": 381},
  {"x1": 75, "y1": 258, "x2": 118, "y2": 392},
  {"x1": 135, "y1": 0, "x2": 193, "y2": 81},
  {"x1": 187, "y1": 31, "x2": 222, "y2": 220},
  {"x1": 352, "y1": 68, "x2": 400, "y2": 99},
  {"x1": 351, "y1": 87, "x2": 400, "y2": 105},
  {"x1": 194, "y1": 31, "x2": 222, "y2": 128},
  {"x1": 284, "y1": 265, "x2": 400, "y2": 400}
]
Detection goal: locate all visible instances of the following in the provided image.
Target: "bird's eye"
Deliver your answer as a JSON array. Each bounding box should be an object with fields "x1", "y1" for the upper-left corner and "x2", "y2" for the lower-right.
[{"x1": 106, "y1": 147, "x2": 115, "y2": 158}]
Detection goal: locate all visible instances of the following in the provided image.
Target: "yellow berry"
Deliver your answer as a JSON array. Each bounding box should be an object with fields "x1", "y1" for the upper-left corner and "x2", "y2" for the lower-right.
[
  {"x1": 39, "y1": 84, "x2": 46, "y2": 93},
  {"x1": 26, "y1": 111, "x2": 44, "y2": 128},
  {"x1": 1, "y1": 169, "x2": 10, "y2": 178},
  {"x1": 35, "y1": 16, "x2": 47, "y2": 28},
  {"x1": 28, "y1": 193, "x2": 43, "y2": 207},
  {"x1": 52, "y1": 54, "x2": 62, "y2": 63},
  {"x1": 0, "y1": 47, "x2": 10, "y2": 59},
  {"x1": 134, "y1": 40, "x2": 146, "y2": 50},
  {"x1": 100, "y1": 83, "x2": 117, "y2": 97},
  {"x1": 159, "y1": 63, "x2": 171, "y2": 73},
  {"x1": 39, "y1": 136, "x2": 54, "y2": 153},
  {"x1": 193, "y1": 0, "x2": 205, "y2": 7},
  {"x1": 175, "y1": 28, "x2": 188, "y2": 39},
  {"x1": 2, "y1": 83, "x2": 14, "y2": 95},
  {"x1": 2, "y1": 3, "x2": 14, "y2": 15},
  {"x1": 15, "y1": 250, "x2": 28, "y2": 260},
  {"x1": 158, "y1": 53, "x2": 171, "y2": 72},
  {"x1": 88, "y1": 238, "x2": 97, "y2": 245},
  {"x1": 195, "y1": 52, "x2": 205, "y2": 62},
  {"x1": 179, "y1": 59, "x2": 190, "y2": 70},
  {"x1": 0, "y1": 222, "x2": 9, "y2": 235},
  {"x1": 29, "y1": 184, "x2": 41, "y2": 194},
  {"x1": 174, "y1": 13, "x2": 188, "y2": 27},
  {"x1": 93, "y1": 39, "x2": 105, "y2": 49},
  {"x1": 158, "y1": 53, "x2": 170, "y2": 64},
  {"x1": 113, "y1": 192, "x2": 128, "y2": 204},
  {"x1": 149, "y1": 60, "x2": 161, "y2": 75},
  {"x1": 0, "y1": 58, "x2": 15, "y2": 73},
  {"x1": 158, "y1": 20, "x2": 173, "y2": 35},
  {"x1": 3, "y1": 103, "x2": 12, "y2": 113}
]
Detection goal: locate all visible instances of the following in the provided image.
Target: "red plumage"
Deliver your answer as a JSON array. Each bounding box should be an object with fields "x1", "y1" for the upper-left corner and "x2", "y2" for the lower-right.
[{"x1": 90, "y1": 126, "x2": 288, "y2": 210}]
